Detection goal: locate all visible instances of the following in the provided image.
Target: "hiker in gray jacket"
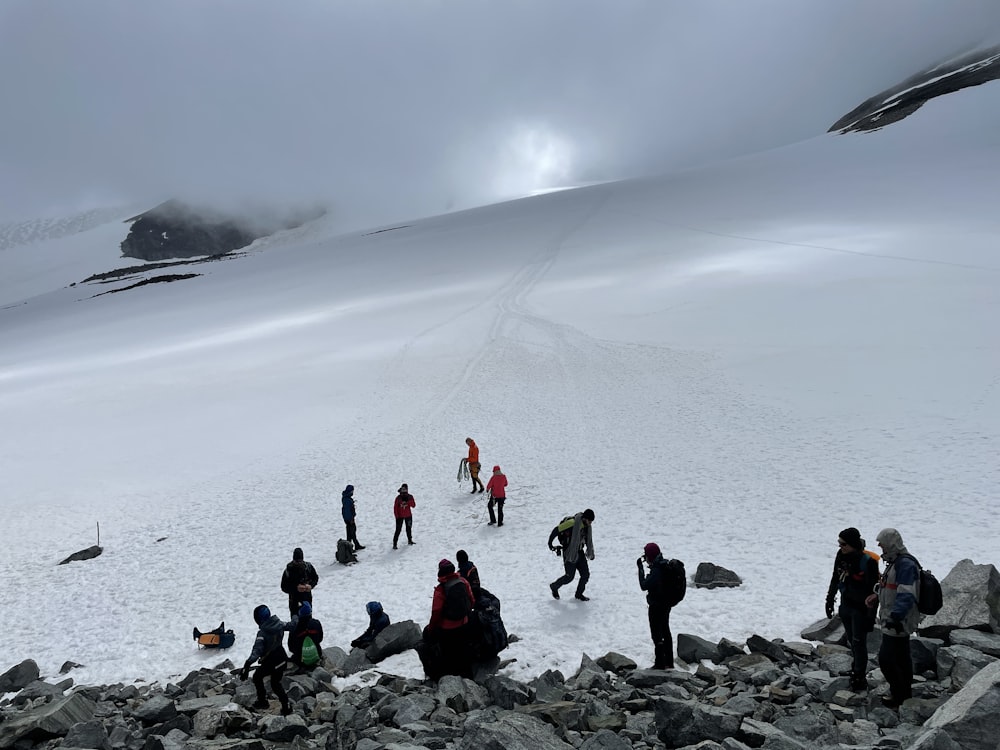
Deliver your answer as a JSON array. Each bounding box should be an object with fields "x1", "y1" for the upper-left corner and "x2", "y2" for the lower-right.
[
  {"x1": 548, "y1": 509, "x2": 596, "y2": 601},
  {"x1": 240, "y1": 604, "x2": 298, "y2": 714},
  {"x1": 866, "y1": 528, "x2": 920, "y2": 708}
]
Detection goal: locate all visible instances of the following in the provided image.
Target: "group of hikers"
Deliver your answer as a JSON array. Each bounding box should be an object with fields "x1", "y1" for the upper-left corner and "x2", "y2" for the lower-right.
[{"x1": 237, "y1": 435, "x2": 929, "y2": 713}]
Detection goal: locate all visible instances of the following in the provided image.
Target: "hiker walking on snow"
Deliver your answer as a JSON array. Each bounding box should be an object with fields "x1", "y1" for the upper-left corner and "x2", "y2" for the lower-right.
[
  {"x1": 280, "y1": 547, "x2": 319, "y2": 618},
  {"x1": 464, "y1": 438, "x2": 484, "y2": 493},
  {"x1": 392, "y1": 483, "x2": 416, "y2": 549},
  {"x1": 240, "y1": 604, "x2": 297, "y2": 715},
  {"x1": 342, "y1": 484, "x2": 364, "y2": 550},
  {"x1": 867, "y1": 527, "x2": 920, "y2": 708},
  {"x1": 548, "y1": 508, "x2": 596, "y2": 601},
  {"x1": 485, "y1": 465, "x2": 507, "y2": 526},
  {"x1": 826, "y1": 527, "x2": 879, "y2": 690},
  {"x1": 637, "y1": 542, "x2": 677, "y2": 669}
]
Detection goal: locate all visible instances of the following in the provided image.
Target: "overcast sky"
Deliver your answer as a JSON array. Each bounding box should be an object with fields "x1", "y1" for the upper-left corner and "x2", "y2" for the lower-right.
[{"x1": 2, "y1": 1, "x2": 999, "y2": 228}]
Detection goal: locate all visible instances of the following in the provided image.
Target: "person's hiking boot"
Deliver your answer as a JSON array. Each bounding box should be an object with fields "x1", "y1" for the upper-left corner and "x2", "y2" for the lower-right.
[
  {"x1": 575, "y1": 593, "x2": 590, "y2": 601},
  {"x1": 478, "y1": 487, "x2": 485, "y2": 493},
  {"x1": 470, "y1": 489, "x2": 477, "y2": 494},
  {"x1": 488, "y1": 520, "x2": 496, "y2": 525},
  {"x1": 253, "y1": 698, "x2": 269, "y2": 710},
  {"x1": 497, "y1": 522, "x2": 503, "y2": 527},
  {"x1": 850, "y1": 674, "x2": 869, "y2": 692},
  {"x1": 354, "y1": 544, "x2": 365, "y2": 550},
  {"x1": 392, "y1": 544, "x2": 398, "y2": 550},
  {"x1": 881, "y1": 696, "x2": 902, "y2": 709},
  {"x1": 550, "y1": 583, "x2": 560, "y2": 599},
  {"x1": 408, "y1": 539, "x2": 415, "y2": 545},
  {"x1": 280, "y1": 703, "x2": 293, "y2": 716}
]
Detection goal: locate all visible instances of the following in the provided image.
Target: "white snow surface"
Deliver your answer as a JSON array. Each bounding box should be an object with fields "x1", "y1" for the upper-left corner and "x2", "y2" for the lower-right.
[{"x1": 1, "y1": 83, "x2": 998, "y2": 691}]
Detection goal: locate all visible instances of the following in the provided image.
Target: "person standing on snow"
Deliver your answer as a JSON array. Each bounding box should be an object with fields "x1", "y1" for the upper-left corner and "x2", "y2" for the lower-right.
[
  {"x1": 548, "y1": 508, "x2": 596, "y2": 601},
  {"x1": 240, "y1": 604, "x2": 297, "y2": 715},
  {"x1": 280, "y1": 547, "x2": 319, "y2": 618},
  {"x1": 637, "y1": 542, "x2": 676, "y2": 669},
  {"x1": 485, "y1": 465, "x2": 507, "y2": 526},
  {"x1": 392, "y1": 483, "x2": 416, "y2": 549},
  {"x1": 464, "y1": 438, "x2": 484, "y2": 494},
  {"x1": 826, "y1": 527, "x2": 879, "y2": 690},
  {"x1": 867, "y1": 527, "x2": 920, "y2": 708},
  {"x1": 342, "y1": 484, "x2": 364, "y2": 550}
]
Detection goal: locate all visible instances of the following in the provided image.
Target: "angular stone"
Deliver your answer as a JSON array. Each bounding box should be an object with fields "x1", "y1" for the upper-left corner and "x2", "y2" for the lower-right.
[
  {"x1": 58, "y1": 545, "x2": 104, "y2": 565},
  {"x1": 693, "y1": 562, "x2": 742, "y2": 589},
  {"x1": 529, "y1": 669, "x2": 567, "y2": 703},
  {"x1": 937, "y1": 645, "x2": 998, "y2": 689},
  {"x1": 132, "y1": 695, "x2": 177, "y2": 725},
  {"x1": 949, "y1": 629, "x2": 1000, "y2": 657},
  {"x1": 62, "y1": 720, "x2": 110, "y2": 750},
  {"x1": 908, "y1": 727, "x2": 966, "y2": 750},
  {"x1": 800, "y1": 616, "x2": 843, "y2": 643},
  {"x1": 176, "y1": 695, "x2": 233, "y2": 714},
  {"x1": 457, "y1": 711, "x2": 572, "y2": 750},
  {"x1": 923, "y1": 660, "x2": 1000, "y2": 750},
  {"x1": 12, "y1": 680, "x2": 65, "y2": 705},
  {"x1": 654, "y1": 697, "x2": 741, "y2": 747},
  {"x1": 579, "y1": 728, "x2": 633, "y2": 749},
  {"x1": 831, "y1": 689, "x2": 864, "y2": 707},
  {"x1": 899, "y1": 697, "x2": 947, "y2": 725},
  {"x1": 260, "y1": 713, "x2": 310, "y2": 742},
  {"x1": 717, "y1": 638, "x2": 747, "y2": 660},
  {"x1": 746, "y1": 635, "x2": 788, "y2": 664},
  {"x1": 484, "y1": 675, "x2": 535, "y2": 710},
  {"x1": 677, "y1": 633, "x2": 721, "y2": 663},
  {"x1": 738, "y1": 718, "x2": 808, "y2": 749},
  {"x1": 0, "y1": 659, "x2": 40, "y2": 693},
  {"x1": 0, "y1": 691, "x2": 96, "y2": 749},
  {"x1": 595, "y1": 652, "x2": 637, "y2": 673},
  {"x1": 516, "y1": 701, "x2": 587, "y2": 732},
  {"x1": 912, "y1": 636, "x2": 945, "y2": 674},
  {"x1": 365, "y1": 619, "x2": 422, "y2": 663},
  {"x1": 920, "y1": 560, "x2": 1000, "y2": 639},
  {"x1": 390, "y1": 693, "x2": 437, "y2": 726},
  {"x1": 192, "y1": 703, "x2": 253, "y2": 738},
  {"x1": 568, "y1": 653, "x2": 611, "y2": 692}
]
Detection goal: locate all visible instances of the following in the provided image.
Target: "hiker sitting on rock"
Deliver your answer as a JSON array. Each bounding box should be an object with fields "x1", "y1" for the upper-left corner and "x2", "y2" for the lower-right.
[{"x1": 350, "y1": 601, "x2": 391, "y2": 649}]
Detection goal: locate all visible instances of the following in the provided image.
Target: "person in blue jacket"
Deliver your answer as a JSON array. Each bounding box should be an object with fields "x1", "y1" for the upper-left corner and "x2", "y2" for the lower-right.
[
  {"x1": 868, "y1": 528, "x2": 920, "y2": 708},
  {"x1": 342, "y1": 485, "x2": 365, "y2": 550},
  {"x1": 240, "y1": 604, "x2": 297, "y2": 714},
  {"x1": 350, "y1": 601, "x2": 390, "y2": 649}
]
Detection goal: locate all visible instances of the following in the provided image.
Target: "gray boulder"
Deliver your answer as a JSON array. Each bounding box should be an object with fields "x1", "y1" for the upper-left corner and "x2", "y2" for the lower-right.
[
  {"x1": 799, "y1": 616, "x2": 845, "y2": 644},
  {"x1": 458, "y1": 711, "x2": 572, "y2": 750},
  {"x1": 132, "y1": 694, "x2": 177, "y2": 725},
  {"x1": 920, "y1": 559, "x2": 1000, "y2": 639},
  {"x1": 0, "y1": 692, "x2": 96, "y2": 749},
  {"x1": 937, "y1": 645, "x2": 998, "y2": 689},
  {"x1": 950, "y1": 628, "x2": 1000, "y2": 657},
  {"x1": 365, "y1": 619, "x2": 422, "y2": 662},
  {"x1": 694, "y1": 562, "x2": 742, "y2": 589},
  {"x1": 654, "y1": 697, "x2": 741, "y2": 746},
  {"x1": 677, "y1": 633, "x2": 720, "y2": 663},
  {"x1": 922, "y1": 660, "x2": 1000, "y2": 750},
  {"x1": 62, "y1": 720, "x2": 110, "y2": 750},
  {"x1": 58, "y1": 546, "x2": 104, "y2": 565},
  {"x1": 0, "y1": 659, "x2": 40, "y2": 693}
]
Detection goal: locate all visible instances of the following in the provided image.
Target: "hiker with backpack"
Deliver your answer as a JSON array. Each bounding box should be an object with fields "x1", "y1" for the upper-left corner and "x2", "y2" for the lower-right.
[
  {"x1": 485, "y1": 465, "x2": 507, "y2": 526},
  {"x1": 637, "y1": 542, "x2": 685, "y2": 669},
  {"x1": 287, "y1": 601, "x2": 324, "y2": 668},
  {"x1": 239, "y1": 604, "x2": 297, "y2": 715},
  {"x1": 392, "y1": 483, "x2": 416, "y2": 549},
  {"x1": 464, "y1": 438, "x2": 484, "y2": 494},
  {"x1": 341, "y1": 484, "x2": 365, "y2": 551},
  {"x1": 866, "y1": 528, "x2": 920, "y2": 708},
  {"x1": 825, "y1": 527, "x2": 879, "y2": 691},
  {"x1": 420, "y1": 558, "x2": 476, "y2": 679},
  {"x1": 548, "y1": 508, "x2": 596, "y2": 601},
  {"x1": 280, "y1": 547, "x2": 319, "y2": 618},
  {"x1": 350, "y1": 601, "x2": 390, "y2": 649},
  {"x1": 456, "y1": 549, "x2": 481, "y2": 596}
]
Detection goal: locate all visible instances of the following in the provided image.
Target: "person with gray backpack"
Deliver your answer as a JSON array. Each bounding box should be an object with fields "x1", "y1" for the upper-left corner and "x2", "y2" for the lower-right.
[{"x1": 548, "y1": 509, "x2": 596, "y2": 601}]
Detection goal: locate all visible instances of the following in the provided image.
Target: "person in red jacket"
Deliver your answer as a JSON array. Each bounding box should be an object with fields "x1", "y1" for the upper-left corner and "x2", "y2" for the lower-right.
[
  {"x1": 465, "y1": 438, "x2": 484, "y2": 493},
  {"x1": 485, "y1": 465, "x2": 507, "y2": 527},
  {"x1": 422, "y1": 558, "x2": 475, "y2": 679},
  {"x1": 392, "y1": 483, "x2": 416, "y2": 550}
]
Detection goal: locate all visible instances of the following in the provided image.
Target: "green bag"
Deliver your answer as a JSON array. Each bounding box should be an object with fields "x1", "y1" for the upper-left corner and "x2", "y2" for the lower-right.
[{"x1": 300, "y1": 635, "x2": 320, "y2": 666}]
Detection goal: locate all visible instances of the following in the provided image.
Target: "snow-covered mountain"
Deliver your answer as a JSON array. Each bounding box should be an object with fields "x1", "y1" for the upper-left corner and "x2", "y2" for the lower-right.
[{"x1": 0, "y1": 57, "x2": 998, "y2": 691}]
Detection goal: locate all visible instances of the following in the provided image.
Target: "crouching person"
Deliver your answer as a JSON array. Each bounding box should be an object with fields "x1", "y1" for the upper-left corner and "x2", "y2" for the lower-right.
[
  {"x1": 240, "y1": 604, "x2": 297, "y2": 715},
  {"x1": 418, "y1": 558, "x2": 475, "y2": 680},
  {"x1": 351, "y1": 601, "x2": 390, "y2": 649}
]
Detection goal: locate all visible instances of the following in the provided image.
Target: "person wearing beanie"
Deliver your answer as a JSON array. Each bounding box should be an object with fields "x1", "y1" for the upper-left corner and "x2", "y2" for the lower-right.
[
  {"x1": 392, "y1": 484, "x2": 416, "y2": 549},
  {"x1": 464, "y1": 438, "x2": 484, "y2": 493},
  {"x1": 240, "y1": 603, "x2": 298, "y2": 714},
  {"x1": 421, "y1": 557, "x2": 476, "y2": 679},
  {"x1": 636, "y1": 541, "x2": 677, "y2": 669},
  {"x1": 825, "y1": 527, "x2": 879, "y2": 691},
  {"x1": 351, "y1": 601, "x2": 391, "y2": 649},
  {"x1": 287, "y1": 600, "x2": 324, "y2": 668},
  {"x1": 456, "y1": 549, "x2": 481, "y2": 595},
  {"x1": 280, "y1": 547, "x2": 319, "y2": 619},
  {"x1": 547, "y1": 509, "x2": 596, "y2": 601},
  {"x1": 485, "y1": 465, "x2": 508, "y2": 526},
  {"x1": 341, "y1": 484, "x2": 365, "y2": 551},
  {"x1": 868, "y1": 528, "x2": 920, "y2": 708}
]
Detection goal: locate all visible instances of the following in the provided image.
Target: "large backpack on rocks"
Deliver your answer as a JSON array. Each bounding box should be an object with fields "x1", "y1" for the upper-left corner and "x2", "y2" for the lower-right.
[
  {"x1": 656, "y1": 558, "x2": 687, "y2": 607},
  {"x1": 336, "y1": 539, "x2": 357, "y2": 565},
  {"x1": 473, "y1": 587, "x2": 508, "y2": 659}
]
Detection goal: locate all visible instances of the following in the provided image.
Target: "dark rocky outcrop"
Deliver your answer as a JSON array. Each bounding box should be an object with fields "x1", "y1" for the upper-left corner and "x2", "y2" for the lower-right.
[
  {"x1": 119, "y1": 201, "x2": 323, "y2": 261},
  {"x1": 830, "y1": 44, "x2": 1000, "y2": 133},
  {"x1": 58, "y1": 546, "x2": 103, "y2": 565},
  {"x1": 694, "y1": 562, "x2": 742, "y2": 589}
]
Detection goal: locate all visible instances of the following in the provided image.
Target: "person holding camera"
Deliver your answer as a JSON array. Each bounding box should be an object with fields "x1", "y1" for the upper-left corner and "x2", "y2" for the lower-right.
[{"x1": 637, "y1": 542, "x2": 675, "y2": 670}]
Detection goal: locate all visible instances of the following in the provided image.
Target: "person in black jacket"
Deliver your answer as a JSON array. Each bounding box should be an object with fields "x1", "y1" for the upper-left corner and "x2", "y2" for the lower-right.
[
  {"x1": 350, "y1": 601, "x2": 391, "y2": 649},
  {"x1": 826, "y1": 527, "x2": 880, "y2": 691},
  {"x1": 287, "y1": 601, "x2": 324, "y2": 667},
  {"x1": 240, "y1": 604, "x2": 297, "y2": 714},
  {"x1": 280, "y1": 547, "x2": 319, "y2": 618},
  {"x1": 342, "y1": 485, "x2": 365, "y2": 550},
  {"x1": 456, "y1": 549, "x2": 481, "y2": 597},
  {"x1": 637, "y1": 542, "x2": 674, "y2": 669}
]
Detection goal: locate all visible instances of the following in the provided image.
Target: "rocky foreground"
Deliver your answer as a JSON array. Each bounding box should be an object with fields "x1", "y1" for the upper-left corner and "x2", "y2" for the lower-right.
[{"x1": 2, "y1": 559, "x2": 998, "y2": 750}]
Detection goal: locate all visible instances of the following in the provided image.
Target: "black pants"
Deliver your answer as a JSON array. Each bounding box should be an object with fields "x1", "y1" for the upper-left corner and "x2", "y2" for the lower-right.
[
  {"x1": 878, "y1": 634, "x2": 912, "y2": 701},
  {"x1": 345, "y1": 520, "x2": 361, "y2": 546},
  {"x1": 488, "y1": 497, "x2": 505, "y2": 525},
  {"x1": 287, "y1": 590, "x2": 312, "y2": 619},
  {"x1": 552, "y1": 555, "x2": 590, "y2": 596},
  {"x1": 840, "y1": 603, "x2": 870, "y2": 678},
  {"x1": 252, "y1": 648, "x2": 290, "y2": 707},
  {"x1": 393, "y1": 516, "x2": 413, "y2": 546},
  {"x1": 648, "y1": 604, "x2": 674, "y2": 668}
]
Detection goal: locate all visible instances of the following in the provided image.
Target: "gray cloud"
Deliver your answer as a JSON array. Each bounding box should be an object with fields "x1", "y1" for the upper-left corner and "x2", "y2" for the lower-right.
[{"x1": 1, "y1": 1, "x2": 998, "y2": 228}]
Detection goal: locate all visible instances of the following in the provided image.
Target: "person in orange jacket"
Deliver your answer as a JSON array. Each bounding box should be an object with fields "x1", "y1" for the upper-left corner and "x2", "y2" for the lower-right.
[
  {"x1": 465, "y1": 438, "x2": 484, "y2": 493},
  {"x1": 485, "y1": 465, "x2": 507, "y2": 527}
]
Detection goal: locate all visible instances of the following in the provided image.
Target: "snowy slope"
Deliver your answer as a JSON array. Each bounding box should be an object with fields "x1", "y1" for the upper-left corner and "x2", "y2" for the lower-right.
[{"x1": 0, "y1": 82, "x2": 998, "y2": 690}]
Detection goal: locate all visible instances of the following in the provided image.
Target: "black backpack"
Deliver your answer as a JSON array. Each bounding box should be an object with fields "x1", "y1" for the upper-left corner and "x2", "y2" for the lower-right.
[
  {"x1": 473, "y1": 587, "x2": 509, "y2": 658},
  {"x1": 655, "y1": 558, "x2": 687, "y2": 607},
  {"x1": 441, "y1": 578, "x2": 471, "y2": 620},
  {"x1": 899, "y1": 554, "x2": 943, "y2": 615}
]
